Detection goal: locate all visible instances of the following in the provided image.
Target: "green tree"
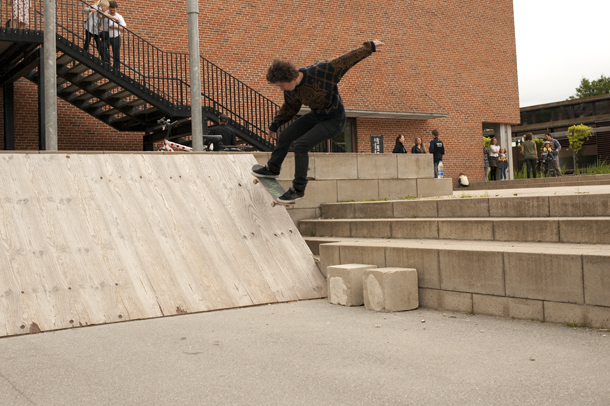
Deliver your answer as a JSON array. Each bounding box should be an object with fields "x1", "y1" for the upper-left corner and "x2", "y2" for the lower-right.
[
  {"x1": 567, "y1": 124, "x2": 593, "y2": 174},
  {"x1": 569, "y1": 74, "x2": 610, "y2": 99}
]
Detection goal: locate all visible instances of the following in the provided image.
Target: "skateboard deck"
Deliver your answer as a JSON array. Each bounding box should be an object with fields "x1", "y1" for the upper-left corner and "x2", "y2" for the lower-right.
[{"x1": 252, "y1": 164, "x2": 295, "y2": 207}]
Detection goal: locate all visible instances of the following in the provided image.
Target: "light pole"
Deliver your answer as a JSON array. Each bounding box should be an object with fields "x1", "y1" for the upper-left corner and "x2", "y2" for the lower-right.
[
  {"x1": 43, "y1": 0, "x2": 58, "y2": 150},
  {"x1": 187, "y1": 0, "x2": 204, "y2": 151}
]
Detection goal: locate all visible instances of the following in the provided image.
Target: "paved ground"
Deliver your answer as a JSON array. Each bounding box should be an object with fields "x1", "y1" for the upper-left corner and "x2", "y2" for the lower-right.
[{"x1": 1, "y1": 299, "x2": 608, "y2": 406}]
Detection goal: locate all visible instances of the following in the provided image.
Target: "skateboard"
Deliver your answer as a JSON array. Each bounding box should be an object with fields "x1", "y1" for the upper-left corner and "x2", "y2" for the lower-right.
[{"x1": 252, "y1": 164, "x2": 295, "y2": 207}]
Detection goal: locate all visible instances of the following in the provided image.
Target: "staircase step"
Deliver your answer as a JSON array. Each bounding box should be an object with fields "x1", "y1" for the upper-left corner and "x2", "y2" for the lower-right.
[
  {"x1": 309, "y1": 236, "x2": 610, "y2": 328},
  {"x1": 56, "y1": 54, "x2": 74, "y2": 65},
  {"x1": 320, "y1": 193, "x2": 610, "y2": 219},
  {"x1": 300, "y1": 217, "x2": 610, "y2": 244},
  {"x1": 466, "y1": 174, "x2": 610, "y2": 191},
  {"x1": 66, "y1": 63, "x2": 90, "y2": 75}
]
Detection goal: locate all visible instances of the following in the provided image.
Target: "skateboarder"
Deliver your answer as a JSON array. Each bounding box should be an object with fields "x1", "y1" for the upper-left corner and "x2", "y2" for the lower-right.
[{"x1": 252, "y1": 40, "x2": 385, "y2": 203}]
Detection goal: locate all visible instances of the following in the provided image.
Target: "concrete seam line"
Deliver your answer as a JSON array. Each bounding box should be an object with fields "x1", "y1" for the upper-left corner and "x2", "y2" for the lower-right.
[
  {"x1": 502, "y1": 252, "x2": 507, "y2": 297},
  {"x1": 581, "y1": 255, "x2": 586, "y2": 305}
]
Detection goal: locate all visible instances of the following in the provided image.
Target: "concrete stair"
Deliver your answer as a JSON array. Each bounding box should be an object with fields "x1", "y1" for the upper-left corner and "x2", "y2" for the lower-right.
[
  {"x1": 303, "y1": 193, "x2": 610, "y2": 328},
  {"x1": 465, "y1": 173, "x2": 610, "y2": 191}
]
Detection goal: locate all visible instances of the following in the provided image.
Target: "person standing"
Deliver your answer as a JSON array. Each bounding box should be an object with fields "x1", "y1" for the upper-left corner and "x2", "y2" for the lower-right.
[
  {"x1": 252, "y1": 40, "x2": 384, "y2": 203},
  {"x1": 544, "y1": 133, "x2": 562, "y2": 176},
  {"x1": 521, "y1": 133, "x2": 538, "y2": 178},
  {"x1": 498, "y1": 148, "x2": 508, "y2": 180},
  {"x1": 488, "y1": 137, "x2": 500, "y2": 181},
  {"x1": 428, "y1": 129, "x2": 445, "y2": 178},
  {"x1": 11, "y1": 0, "x2": 29, "y2": 29},
  {"x1": 208, "y1": 114, "x2": 237, "y2": 151},
  {"x1": 83, "y1": 0, "x2": 109, "y2": 56},
  {"x1": 393, "y1": 135, "x2": 408, "y2": 153},
  {"x1": 101, "y1": 1, "x2": 126, "y2": 70},
  {"x1": 483, "y1": 145, "x2": 490, "y2": 181},
  {"x1": 411, "y1": 137, "x2": 426, "y2": 153}
]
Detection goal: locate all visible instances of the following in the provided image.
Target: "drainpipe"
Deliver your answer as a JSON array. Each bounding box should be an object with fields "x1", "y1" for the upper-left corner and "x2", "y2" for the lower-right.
[
  {"x1": 43, "y1": 0, "x2": 57, "y2": 150},
  {"x1": 187, "y1": 0, "x2": 203, "y2": 151}
]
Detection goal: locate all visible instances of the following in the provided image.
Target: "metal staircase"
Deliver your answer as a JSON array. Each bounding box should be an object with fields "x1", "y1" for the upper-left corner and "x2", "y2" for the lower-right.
[{"x1": 0, "y1": 0, "x2": 278, "y2": 150}]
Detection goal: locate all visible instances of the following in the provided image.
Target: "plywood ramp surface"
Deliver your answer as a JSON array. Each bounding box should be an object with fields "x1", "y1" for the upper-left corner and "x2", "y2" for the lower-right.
[{"x1": 0, "y1": 153, "x2": 326, "y2": 337}]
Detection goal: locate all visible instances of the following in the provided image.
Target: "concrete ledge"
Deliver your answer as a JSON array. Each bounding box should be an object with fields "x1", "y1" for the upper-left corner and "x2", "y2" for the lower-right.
[
  {"x1": 494, "y1": 219, "x2": 559, "y2": 242},
  {"x1": 438, "y1": 198, "x2": 489, "y2": 218},
  {"x1": 392, "y1": 220, "x2": 439, "y2": 239},
  {"x1": 397, "y1": 154, "x2": 434, "y2": 179},
  {"x1": 504, "y1": 253, "x2": 584, "y2": 304},
  {"x1": 439, "y1": 220, "x2": 493, "y2": 240},
  {"x1": 354, "y1": 202, "x2": 394, "y2": 219},
  {"x1": 379, "y1": 179, "x2": 418, "y2": 200},
  {"x1": 472, "y1": 294, "x2": 544, "y2": 321},
  {"x1": 583, "y1": 255, "x2": 610, "y2": 307},
  {"x1": 385, "y1": 247, "x2": 440, "y2": 289},
  {"x1": 544, "y1": 302, "x2": 610, "y2": 328},
  {"x1": 337, "y1": 180, "x2": 379, "y2": 202},
  {"x1": 314, "y1": 154, "x2": 358, "y2": 180},
  {"x1": 559, "y1": 219, "x2": 610, "y2": 244},
  {"x1": 357, "y1": 154, "x2": 398, "y2": 179},
  {"x1": 417, "y1": 178, "x2": 453, "y2": 197},
  {"x1": 489, "y1": 196, "x2": 550, "y2": 217},
  {"x1": 392, "y1": 200, "x2": 438, "y2": 218},
  {"x1": 419, "y1": 288, "x2": 473, "y2": 313},
  {"x1": 549, "y1": 194, "x2": 610, "y2": 217},
  {"x1": 439, "y1": 250, "x2": 505, "y2": 296}
]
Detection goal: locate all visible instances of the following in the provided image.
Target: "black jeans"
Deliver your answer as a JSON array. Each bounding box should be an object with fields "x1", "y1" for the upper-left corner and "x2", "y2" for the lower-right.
[
  {"x1": 525, "y1": 158, "x2": 536, "y2": 178},
  {"x1": 84, "y1": 31, "x2": 100, "y2": 54},
  {"x1": 102, "y1": 35, "x2": 121, "y2": 70},
  {"x1": 267, "y1": 111, "x2": 346, "y2": 192}
]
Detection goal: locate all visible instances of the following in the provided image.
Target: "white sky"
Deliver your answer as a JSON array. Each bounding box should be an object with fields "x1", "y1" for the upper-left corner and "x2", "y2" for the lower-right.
[{"x1": 513, "y1": 0, "x2": 610, "y2": 107}]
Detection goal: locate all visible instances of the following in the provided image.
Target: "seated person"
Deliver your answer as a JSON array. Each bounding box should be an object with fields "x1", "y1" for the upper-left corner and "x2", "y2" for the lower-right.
[
  {"x1": 458, "y1": 173, "x2": 469, "y2": 187},
  {"x1": 207, "y1": 114, "x2": 237, "y2": 151}
]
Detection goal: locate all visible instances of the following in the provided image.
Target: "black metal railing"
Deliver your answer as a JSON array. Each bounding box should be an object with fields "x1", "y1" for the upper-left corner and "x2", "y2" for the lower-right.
[{"x1": 1, "y1": 0, "x2": 280, "y2": 148}]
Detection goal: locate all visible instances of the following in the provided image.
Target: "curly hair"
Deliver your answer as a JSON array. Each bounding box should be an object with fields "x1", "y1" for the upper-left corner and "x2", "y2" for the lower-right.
[{"x1": 266, "y1": 59, "x2": 299, "y2": 84}]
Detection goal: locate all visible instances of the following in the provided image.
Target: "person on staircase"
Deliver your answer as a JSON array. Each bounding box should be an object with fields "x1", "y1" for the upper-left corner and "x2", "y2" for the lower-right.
[
  {"x1": 100, "y1": 1, "x2": 126, "y2": 71},
  {"x1": 252, "y1": 40, "x2": 385, "y2": 203},
  {"x1": 84, "y1": 0, "x2": 109, "y2": 56}
]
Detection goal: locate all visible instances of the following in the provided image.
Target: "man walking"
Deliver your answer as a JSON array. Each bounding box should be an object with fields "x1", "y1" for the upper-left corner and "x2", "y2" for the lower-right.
[
  {"x1": 252, "y1": 40, "x2": 384, "y2": 203},
  {"x1": 101, "y1": 1, "x2": 126, "y2": 70},
  {"x1": 428, "y1": 129, "x2": 445, "y2": 178},
  {"x1": 544, "y1": 133, "x2": 562, "y2": 176}
]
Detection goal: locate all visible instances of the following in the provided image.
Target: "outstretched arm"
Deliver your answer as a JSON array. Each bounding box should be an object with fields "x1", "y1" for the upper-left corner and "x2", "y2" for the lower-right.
[{"x1": 327, "y1": 40, "x2": 385, "y2": 79}]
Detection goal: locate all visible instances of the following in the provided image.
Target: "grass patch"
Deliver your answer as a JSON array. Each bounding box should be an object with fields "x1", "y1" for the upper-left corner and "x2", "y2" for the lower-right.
[{"x1": 583, "y1": 160, "x2": 610, "y2": 175}]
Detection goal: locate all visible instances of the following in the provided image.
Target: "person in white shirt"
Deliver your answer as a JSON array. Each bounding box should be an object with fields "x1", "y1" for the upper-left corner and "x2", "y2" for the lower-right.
[{"x1": 100, "y1": 1, "x2": 126, "y2": 70}]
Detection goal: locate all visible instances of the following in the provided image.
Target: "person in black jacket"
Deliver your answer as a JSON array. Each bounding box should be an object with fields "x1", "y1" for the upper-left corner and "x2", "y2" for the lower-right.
[
  {"x1": 428, "y1": 129, "x2": 445, "y2": 178},
  {"x1": 207, "y1": 114, "x2": 237, "y2": 151},
  {"x1": 411, "y1": 137, "x2": 426, "y2": 153},
  {"x1": 393, "y1": 134, "x2": 408, "y2": 153}
]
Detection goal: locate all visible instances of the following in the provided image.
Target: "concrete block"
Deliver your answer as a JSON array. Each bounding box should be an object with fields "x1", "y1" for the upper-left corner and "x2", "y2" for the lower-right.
[
  {"x1": 392, "y1": 220, "x2": 439, "y2": 239},
  {"x1": 393, "y1": 200, "x2": 438, "y2": 218},
  {"x1": 350, "y1": 220, "x2": 392, "y2": 238},
  {"x1": 397, "y1": 154, "x2": 434, "y2": 179},
  {"x1": 493, "y1": 219, "x2": 559, "y2": 242},
  {"x1": 337, "y1": 180, "x2": 379, "y2": 202},
  {"x1": 316, "y1": 220, "x2": 351, "y2": 238},
  {"x1": 550, "y1": 193, "x2": 610, "y2": 217},
  {"x1": 416, "y1": 178, "x2": 453, "y2": 197},
  {"x1": 274, "y1": 154, "x2": 315, "y2": 181},
  {"x1": 289, "y1": 208, "x2": 318, "y2": 227},
  {"x1": 339, "y1": 245, "x2": 386, "y2": 268},
  {"x1": 438, "y1": 220, "x2": 493, "y2": 240},
  {"x1": 586, "y1": 306, "x2": 610, "y2": 329},
  {"x1": 439, "y1": 250, "x2": 505, "y2": 295},
  {"x1": 319, "y1": 244, "x2": 341, "y2": 278},
  {"x1": 419, "y1": 289, "x2": 473, "y2": 313},
  {"x1": 280, "y1": 180, "x2": 337, "y2": 209},
  {"x1": 559, "y1": 219, "x2": 610, "y2": 244},
  {"x1": 327, "y1": 264, "x2": 378, "y2": 306},
  {"x1": 472, "y1": 295, "x2": 544, "y2": 320},
  {"x1": 583, "y1": 255, "x2": 610, "y2": 307},
  {"x1": 321, "y1": 203, "x2": 354, "y2": 219},
  {"x1": 363, "y1": 268, "x2": 419, "y2": 312},
  {"x1": 504, "y1": 253, "x2": 584, "y2": 304},
  {"x1": 437, "y1": 198, "x2": 490, "y2": 218},
  {"x1": 357, "y1": 154, "x2": 398, "y2": 179},
  {"x1": 251, "y1": 152, "x2": 271, "y2": 166},
  {"x1": 489, "y1": 196, "x2": 550, "y2": 217},
  {"x1": 313, "y1": 154, "x2": 358, "y2": 180},
  {"x1": 385, "y1": 247, "x2": 440, "y2": 289},
  {"x1": 378, "y1": 179, "x2": 418, "y2": 200},
  {"x1": 354, "y1": 201, "x2": 394, "y2": 219}
]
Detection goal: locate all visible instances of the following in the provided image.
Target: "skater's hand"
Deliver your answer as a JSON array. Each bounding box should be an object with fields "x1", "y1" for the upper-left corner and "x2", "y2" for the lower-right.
[
  {"x1": 372, "y1": 40, "x2": 384, "y2": 51},
  {"x1": 268, "y1": 129, "x2": 277, "y2": 140}
]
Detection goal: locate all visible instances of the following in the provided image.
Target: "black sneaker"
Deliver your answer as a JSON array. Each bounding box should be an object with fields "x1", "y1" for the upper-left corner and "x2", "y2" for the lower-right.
[
  {"x1": 278, "y1": 188, "x2": 304, "y2": 203},
  {"x1": 252, "y1": 165, "x2": 279, "y2": 178}
]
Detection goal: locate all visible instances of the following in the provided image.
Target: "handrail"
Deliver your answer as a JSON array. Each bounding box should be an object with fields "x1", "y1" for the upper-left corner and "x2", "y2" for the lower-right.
[{"x1": 1, "y1": 0, "x2": 279, "y2": 148}]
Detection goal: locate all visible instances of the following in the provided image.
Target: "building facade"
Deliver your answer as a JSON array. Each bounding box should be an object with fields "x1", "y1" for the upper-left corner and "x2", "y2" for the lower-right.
[{"x1": 1, "y1": 0, "x2": 520, "y2": 182}]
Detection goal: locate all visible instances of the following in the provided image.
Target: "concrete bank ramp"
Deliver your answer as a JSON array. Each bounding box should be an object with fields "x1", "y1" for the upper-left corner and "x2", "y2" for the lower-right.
[{"x1": 0, "y1": 153, "x2": 326, "y2": 337}]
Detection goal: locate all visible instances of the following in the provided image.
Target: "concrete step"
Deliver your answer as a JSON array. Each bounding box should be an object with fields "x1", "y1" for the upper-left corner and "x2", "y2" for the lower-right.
[
  {"x1": 465, "y1": 174, "x2": 610, "y2": 191},
  {"x1": 307, "y1": 236, "x2": 610, "y2": 328},
  {"x1": 320, "y1": 193, "x2": 610, "y2": 219},
  {"x1": 300, "y1": 217, "x2": 610, "y2": 245}
]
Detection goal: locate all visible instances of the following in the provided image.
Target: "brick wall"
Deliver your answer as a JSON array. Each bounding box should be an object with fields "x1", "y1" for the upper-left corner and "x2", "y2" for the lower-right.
[{"x1": 2, "y1": 0, "x2": 519, "y2": 182}]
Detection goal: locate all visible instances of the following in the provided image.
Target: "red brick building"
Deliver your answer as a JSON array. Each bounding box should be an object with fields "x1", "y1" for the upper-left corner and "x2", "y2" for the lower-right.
[{"x1": 1, "y1": 0, "x2": 520, "y2": 181}]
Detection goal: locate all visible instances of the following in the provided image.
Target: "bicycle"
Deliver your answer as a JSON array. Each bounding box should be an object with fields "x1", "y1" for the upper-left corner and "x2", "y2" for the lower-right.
[{"x1": 156, "y1": 117, "x2": 222, "y2": 152}]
